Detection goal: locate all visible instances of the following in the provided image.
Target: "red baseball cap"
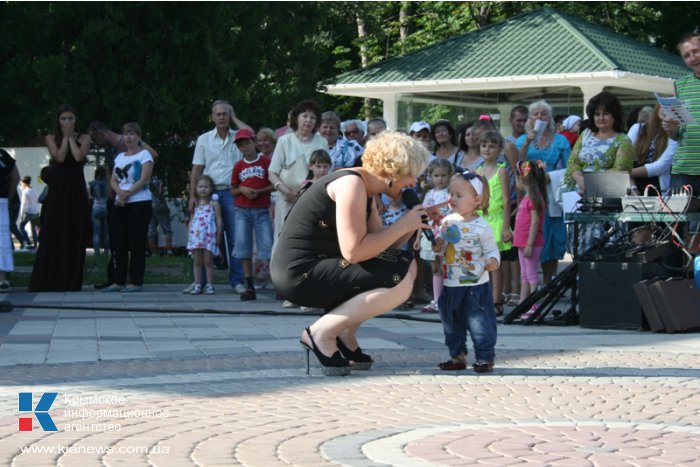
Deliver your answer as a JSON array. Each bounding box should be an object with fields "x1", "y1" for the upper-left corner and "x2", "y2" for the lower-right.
[{"x1": 234, "y1": 128, "x2": 255, "y2": 142}]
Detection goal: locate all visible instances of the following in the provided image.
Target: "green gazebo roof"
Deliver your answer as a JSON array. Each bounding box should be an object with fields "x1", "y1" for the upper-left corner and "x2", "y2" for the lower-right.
[{"x1": 334, "y1": 7, "x2": 687, "y2": 85}]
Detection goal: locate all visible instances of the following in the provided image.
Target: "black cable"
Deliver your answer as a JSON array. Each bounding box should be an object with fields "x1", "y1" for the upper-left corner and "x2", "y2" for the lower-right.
[{"x1": 0, "y1": 300, "x2": 442, "y2": 323}]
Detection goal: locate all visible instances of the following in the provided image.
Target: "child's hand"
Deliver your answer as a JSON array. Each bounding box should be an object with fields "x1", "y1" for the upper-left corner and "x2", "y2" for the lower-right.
[
  {"x1": 524, "y1": 245, "x2": 533, "y2": 258},
  {"x1": 484, "y1": 257, "x2": 499, "y2": 272},
  {"x1": 413, "y1": 233, "x2": 421, "y2": 251},
  {"x1": 502, "y1": 230, "x2": 512, "y2": 244},
  {"x1": 432, "y1": 237, "x2": 444, "y2": 252}
]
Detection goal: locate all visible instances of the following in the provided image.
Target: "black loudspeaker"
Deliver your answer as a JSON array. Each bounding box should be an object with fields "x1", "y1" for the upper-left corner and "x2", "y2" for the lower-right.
[
  {"x1": 648, "y1": 279, "x2": 700, "y2": 333},
  {"x1": 633, "y1": 280, "x2": 667, "y2": 332},
  {"x1": 579, "y1": 261, "x2": 658, "y2": 330}
]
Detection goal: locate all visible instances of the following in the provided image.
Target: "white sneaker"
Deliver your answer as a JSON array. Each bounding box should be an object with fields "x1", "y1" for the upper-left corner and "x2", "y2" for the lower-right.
[
  {"x1": 300, "y1": 306, "x2": 315, "y2": 312},
  {"x1": 190, "y1": 284, "x2": 203, "y2": 295},
  {"x1": 233, "y1": 283, "x2": 247, "y2": 294},
  {"x1": 205, "y1": 285, "x2": 215, "y2": 295},
  {"x1": 0, "y1": 280, "x2": 11, "y2": 292},
  {"x1": 282, "y1": 300, "x2": 295, "y2": 308}
]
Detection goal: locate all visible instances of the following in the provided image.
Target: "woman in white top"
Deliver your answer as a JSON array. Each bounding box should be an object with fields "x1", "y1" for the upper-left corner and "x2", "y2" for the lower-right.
[
  {"x1": 104, "y1": 122, "x2": 154, "y2": 292},
  {"x1": 628, "y1": 104, "x2": 676, "y2": 194},
  {"x1": 268, "y1": 100, "x2": 329, "y2": 243}
]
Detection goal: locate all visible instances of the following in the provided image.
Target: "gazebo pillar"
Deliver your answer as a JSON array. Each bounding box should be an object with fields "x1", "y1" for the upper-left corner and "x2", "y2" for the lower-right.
[
  {"x1": 380, "y1": 95, "x2": 398, "y2": 130},
  {"x1": 579, "y1": 85, "x2": 604, "y2": 118}
]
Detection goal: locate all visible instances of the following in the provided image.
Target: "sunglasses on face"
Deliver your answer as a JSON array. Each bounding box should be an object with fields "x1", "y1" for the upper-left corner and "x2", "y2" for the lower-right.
[{"x1": 344, "y1": 129, "x2": 360, "y2": 137}]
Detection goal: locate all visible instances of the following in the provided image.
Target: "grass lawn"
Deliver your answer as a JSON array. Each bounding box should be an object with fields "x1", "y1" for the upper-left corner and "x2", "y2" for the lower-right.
[{"x1": 9, "y1": 251, "x2": 232, "y2": 287}]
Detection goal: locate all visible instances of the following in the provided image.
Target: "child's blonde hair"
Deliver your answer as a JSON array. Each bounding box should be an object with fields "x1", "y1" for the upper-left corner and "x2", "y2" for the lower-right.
[
  {"x1": 195, "y1": 174, "x2": 216, "y2": 201},
  {"x1": 427, "y1": 158, "x2": 453, "y2": 177}
]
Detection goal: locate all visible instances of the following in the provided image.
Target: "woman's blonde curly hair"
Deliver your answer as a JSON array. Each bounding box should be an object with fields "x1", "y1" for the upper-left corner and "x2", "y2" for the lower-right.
[{"x1": 361, "y1": 131, "x2": 429, "y2": 179}]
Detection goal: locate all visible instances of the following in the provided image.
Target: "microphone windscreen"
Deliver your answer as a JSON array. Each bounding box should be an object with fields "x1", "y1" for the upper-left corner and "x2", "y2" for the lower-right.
[{"x1": 401, "y1": 189, "x2": 420, "y2": 209}]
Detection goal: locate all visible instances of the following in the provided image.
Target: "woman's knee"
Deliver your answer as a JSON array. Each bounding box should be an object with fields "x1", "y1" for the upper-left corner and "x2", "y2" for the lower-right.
[{"x1": 393, "y1": 259, "x2": 417, "y2": 298}]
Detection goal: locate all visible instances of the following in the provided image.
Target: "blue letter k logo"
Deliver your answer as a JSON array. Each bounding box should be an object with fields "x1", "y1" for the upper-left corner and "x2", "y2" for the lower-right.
[{"x1": 19, "y1": 392, "x2": 58, "y2": 431}]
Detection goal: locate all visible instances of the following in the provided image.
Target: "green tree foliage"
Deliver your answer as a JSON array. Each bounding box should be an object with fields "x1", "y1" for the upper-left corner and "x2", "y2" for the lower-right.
[{"x1": 0, "y1": 1, "x2": 693, "y2": 172}]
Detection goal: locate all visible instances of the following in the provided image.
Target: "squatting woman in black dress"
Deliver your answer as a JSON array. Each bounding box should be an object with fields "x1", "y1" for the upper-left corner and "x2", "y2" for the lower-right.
[{"x1": 271, "y1": 131, "x2": 430, "y2": 375}]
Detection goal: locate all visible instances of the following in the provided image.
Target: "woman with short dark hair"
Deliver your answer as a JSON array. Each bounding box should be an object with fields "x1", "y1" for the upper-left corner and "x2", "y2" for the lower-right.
[{"x1": 268, "y1": 100, "x2": 328, "y2": 244}]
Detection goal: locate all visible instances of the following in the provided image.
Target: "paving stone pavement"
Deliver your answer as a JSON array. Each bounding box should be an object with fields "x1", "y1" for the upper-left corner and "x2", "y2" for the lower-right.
[{"x1": 0, "y1": 284, "x2": 699, "y2": 466}]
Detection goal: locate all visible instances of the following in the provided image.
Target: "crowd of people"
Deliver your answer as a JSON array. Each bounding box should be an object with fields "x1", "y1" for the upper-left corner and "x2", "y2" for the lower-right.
[{"x1": 0, "y1": 30, "x2": 697, "y2": 377}]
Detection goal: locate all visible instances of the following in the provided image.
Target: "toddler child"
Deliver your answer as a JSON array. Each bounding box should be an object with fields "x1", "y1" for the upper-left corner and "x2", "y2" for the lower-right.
[
  {"x1": 380, "y1": 191, "x2": 413, "y2": 310},
  {"x1": 187, "y1": 174, "x2": 222, "y2": 295},
  {"x1": 433, "y1": 169, "x2": 500, "y2": 372},
  {"x1": 418, "y1": 158, "x2": 452, "y2": 313}
]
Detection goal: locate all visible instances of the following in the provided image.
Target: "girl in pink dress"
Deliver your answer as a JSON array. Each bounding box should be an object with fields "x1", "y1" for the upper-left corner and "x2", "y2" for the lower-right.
[{"x1": 187, "y1": 175, "x2": 222, "y2": 295}]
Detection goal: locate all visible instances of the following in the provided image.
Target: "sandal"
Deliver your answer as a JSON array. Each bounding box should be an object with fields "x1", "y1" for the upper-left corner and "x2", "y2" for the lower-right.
[
  {"x1": 506, "y1": 293, "x2": 521, "y2": 306},
  {"x1": 438, "y1": 360, "x2": 467, "y2": 371}
]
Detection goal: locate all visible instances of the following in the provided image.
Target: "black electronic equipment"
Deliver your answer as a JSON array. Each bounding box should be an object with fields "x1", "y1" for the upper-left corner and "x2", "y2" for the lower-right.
[{"x1": 582, "y1": 171, "x2": 630, "y2": 212}]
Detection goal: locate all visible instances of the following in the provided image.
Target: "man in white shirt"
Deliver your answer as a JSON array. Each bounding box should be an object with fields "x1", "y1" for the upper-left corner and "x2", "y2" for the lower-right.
[
  {"x1": 19, "y1": 176, "x2": 40, "y2": 249},
  {"x1": 189, "y1": 100, "x2": 253, "y2": 293}
]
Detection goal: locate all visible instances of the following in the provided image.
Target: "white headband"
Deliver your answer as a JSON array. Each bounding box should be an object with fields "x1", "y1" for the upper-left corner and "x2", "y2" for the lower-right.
[{"x1": 469, "y1": 177, "x2": 484, "y2": 197}]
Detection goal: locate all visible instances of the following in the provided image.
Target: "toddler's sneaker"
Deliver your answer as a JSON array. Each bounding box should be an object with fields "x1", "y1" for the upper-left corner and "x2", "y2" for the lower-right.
[
  {"x1": 473, "y1": 360, "x2": 494, "y2": 373},
  {"x1": 421, "y1": 300, "x2": 438, "y2": 313},
  {"x1": 190, "y1": 284, "x2": 203, "y2": 295},
  {"x1": 205, "y1": 284, "x2": 215, "y2": 295}
]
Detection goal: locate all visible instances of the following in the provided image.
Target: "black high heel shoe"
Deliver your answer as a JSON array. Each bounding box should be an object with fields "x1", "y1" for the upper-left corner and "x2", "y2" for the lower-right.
[
  {"x1": 300, "y1": 328, "x2": 351, "y2": 376},
  {"x1": 336, "y1": 337, "x2": 373, "y2": 370}
]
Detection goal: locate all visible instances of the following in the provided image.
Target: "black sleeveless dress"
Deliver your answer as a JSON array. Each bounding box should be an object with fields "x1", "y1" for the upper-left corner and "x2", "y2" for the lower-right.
[
  {"x1": 28, "y1": 138, "x2": 90, "y2": 291},
  {"x1": 270, "y1": 170, "x2": 413, "y2": 311}
]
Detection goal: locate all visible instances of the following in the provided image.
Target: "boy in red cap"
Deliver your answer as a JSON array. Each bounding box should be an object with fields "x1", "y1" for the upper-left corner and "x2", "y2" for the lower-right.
[{"x1": 231, "y1": 129, "x2": 274, "y2": 300}]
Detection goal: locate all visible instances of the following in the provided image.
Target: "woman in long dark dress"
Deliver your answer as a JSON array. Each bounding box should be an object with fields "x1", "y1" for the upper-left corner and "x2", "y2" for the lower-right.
[{"x1": 28, "y1": 104, "x2": 91, "y2": 291}]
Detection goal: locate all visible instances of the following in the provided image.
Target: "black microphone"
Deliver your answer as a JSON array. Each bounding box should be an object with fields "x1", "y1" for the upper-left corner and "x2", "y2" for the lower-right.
[{"x1": 401, "y1": 189, "x2": 435, "y2": 245}]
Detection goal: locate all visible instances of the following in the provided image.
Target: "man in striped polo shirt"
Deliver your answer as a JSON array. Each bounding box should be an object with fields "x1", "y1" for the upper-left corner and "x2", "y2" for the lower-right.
[{"x1": 664, "y1": 31, "x2": 700, "y2": 194}]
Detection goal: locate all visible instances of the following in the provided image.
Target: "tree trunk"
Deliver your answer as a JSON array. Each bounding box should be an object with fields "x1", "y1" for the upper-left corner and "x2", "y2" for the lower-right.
[
  {"x1": 356, "y1": 12, "x2": 371, "y2": 119},
  {"x1": 399, "y1": 2, "x2": 411, "y2": 52}
]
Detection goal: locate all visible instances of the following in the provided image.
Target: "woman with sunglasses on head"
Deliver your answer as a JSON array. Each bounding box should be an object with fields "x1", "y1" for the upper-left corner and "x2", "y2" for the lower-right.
[{"x1": 271, "y1": 132, "x2": 429, "y2": 376}]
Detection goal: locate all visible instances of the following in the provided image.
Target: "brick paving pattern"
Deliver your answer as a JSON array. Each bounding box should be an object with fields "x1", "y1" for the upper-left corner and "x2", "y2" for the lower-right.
[{"x1": 0, "y1": 285, "x2": 699, "y2": 466}]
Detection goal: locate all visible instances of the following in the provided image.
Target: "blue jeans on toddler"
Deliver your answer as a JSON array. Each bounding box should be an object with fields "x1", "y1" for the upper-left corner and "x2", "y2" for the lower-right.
[
  {"x1": 232, "y1": 206, "x2": 273, "y2": 260},
  {"x1": 438, "y1": 282, "x2": 497, "y2": 363}
]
